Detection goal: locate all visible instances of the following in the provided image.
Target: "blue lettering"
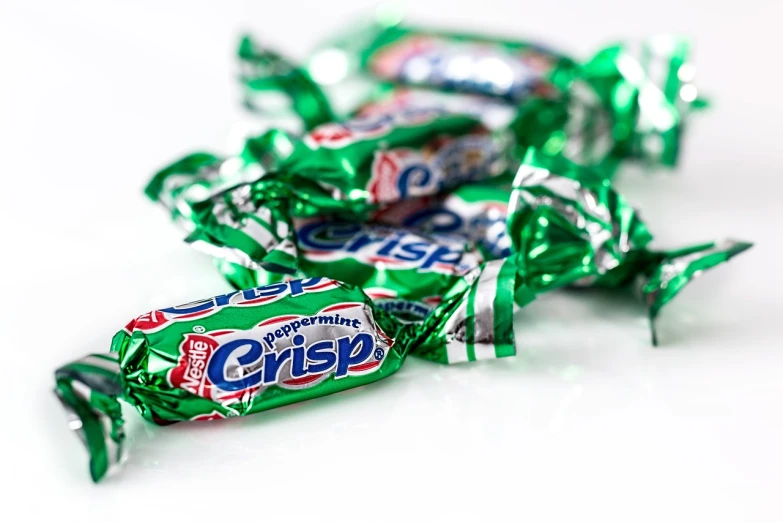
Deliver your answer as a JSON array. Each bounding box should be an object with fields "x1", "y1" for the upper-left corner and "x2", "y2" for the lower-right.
[
  {"x1": 403, "y1": 208, "x2": 462, "y2": 234},
  {"x1": 250, "y1": 282, "x2": 288, "y2": 299},
  {"x1": 206, "y1": 326, "x2": 381, "y2": 393},
  {"x1": 214, "y1": 290, "x2": 241, "y2": 307},
  {"x1": 262, "y1": 348, "x2": 292, "y2": 385},
  {"x1": 335, "y1": 333, "x2": 375, "y2": 378},
  {"x1": 297, "y1": 219, "x2": 471, "y2": 271},
  {"x1": 207, "y1": 339, "x2": 265, "y2": 392},
  {"x1": 291, "y1": 346, "x2": 306, "y2": 378},
  {"x1": 242, "y1": 284, "x2": 281, "y2": 300},
  {"x1": 289, "y1": 277, "x2": 325, "y2": 296},
  {"x1": 345, "y1": 233, "x2": 386, "y2": 253},
  {"x1": 397, "y1": 164, "x2": 432, "y2": 199},
  {"x1": 395, "y1": 241, "x2": 430, "y2": 262},
  {"x1": 290, "y1": 335, "x2": 307, "y2": 378},
  {"x1": 420, "y1": 246, "x2": 462, "y2": 269},
  {"x1": 376, "y1": 234, "x2": 401, "y2": 257},
  {"x1": 298, "y1": 222, "x2": 359, "y2": 251},
  {"x1": 305, "y1": 340, "x2": 337, "y2": 374}
]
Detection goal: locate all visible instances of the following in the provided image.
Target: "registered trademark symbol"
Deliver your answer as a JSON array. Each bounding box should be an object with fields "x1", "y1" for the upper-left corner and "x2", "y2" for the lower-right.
[
  {"x1": 374, "y1": 348, "x2": 384, "y2": 361},
  {"x1": 193, "y1": 325, "x2": 205, "y2": 333}
]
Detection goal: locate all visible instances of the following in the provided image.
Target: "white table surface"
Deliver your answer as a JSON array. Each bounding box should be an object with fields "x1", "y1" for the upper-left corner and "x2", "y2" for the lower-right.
[{"x1": 2, "y1": 1, "x2": 781, "y2": 520}]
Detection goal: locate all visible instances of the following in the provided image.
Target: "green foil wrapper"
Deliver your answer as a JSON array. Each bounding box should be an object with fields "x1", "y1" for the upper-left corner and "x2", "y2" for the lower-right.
[
  {"x1": 55, "y1": 270, "x2": 522, "y2": 483},
  {"x1": 237, "y1": 15, "x2": 708, "y2": 175},
  {"x1": 308, "y1": 19, "x2": 709, "y2": 167},
  {"x1": 55, "y1": 17, "x2": 750, "y2": 490},
  {"x1": 149, "y1": 106, "x2": 520, "y2": 226},
  {"x1": 238, "y1": 35, "x2": 335, "y2": 131},
  {"x1": 145, "y1": 139, "x2": 749, "y2": 347},
  {"x1": 507, "y1": 149, "x2": 751, "y2": 343}
]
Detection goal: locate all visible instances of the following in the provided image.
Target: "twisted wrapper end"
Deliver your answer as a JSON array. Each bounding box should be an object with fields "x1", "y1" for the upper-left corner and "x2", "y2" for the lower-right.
[
  {"x1": 639, "y1": 239, "x2": 753, "y2": 346},
  {"x1": 54, "y1": 353, "x2": 126, "y2": 483}
]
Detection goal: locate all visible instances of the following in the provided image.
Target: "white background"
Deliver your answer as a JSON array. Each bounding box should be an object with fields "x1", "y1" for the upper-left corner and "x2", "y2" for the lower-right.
[{"x1": 1, "y1": 1, "x2": 781, "y2": 520}]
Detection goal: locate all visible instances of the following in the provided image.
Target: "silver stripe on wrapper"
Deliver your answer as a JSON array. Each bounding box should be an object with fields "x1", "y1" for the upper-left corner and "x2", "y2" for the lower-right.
[{"x1": 472, "y1": 259, "x2": 503, "y2": 360}]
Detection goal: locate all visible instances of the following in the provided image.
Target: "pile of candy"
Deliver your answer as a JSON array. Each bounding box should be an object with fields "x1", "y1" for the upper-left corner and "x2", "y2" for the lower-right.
[{"x1": 54, "y1": 17, "x2": 751, "y2": 482}]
